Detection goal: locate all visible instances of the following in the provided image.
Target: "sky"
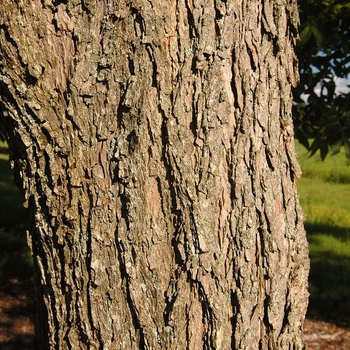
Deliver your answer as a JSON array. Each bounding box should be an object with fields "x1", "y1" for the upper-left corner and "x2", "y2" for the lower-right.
[{"x1": 335, "y1": 77, "x2": 350, "y2": 94}]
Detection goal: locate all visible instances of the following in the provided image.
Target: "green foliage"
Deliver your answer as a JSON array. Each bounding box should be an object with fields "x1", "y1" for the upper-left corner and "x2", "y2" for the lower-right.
[
  {"x1": 294, "y1": 0, "x2": 350, "y2": 159},
  {"x1": 299, "y1": 24, "x2": 324, "y2": 46},
  {"x1": 296, "y1": 141, "x2": 350, "y2": 321}
]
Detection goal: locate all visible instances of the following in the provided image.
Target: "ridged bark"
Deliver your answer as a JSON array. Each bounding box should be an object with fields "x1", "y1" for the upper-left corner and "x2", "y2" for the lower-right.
[{"x1": 0, "y1": 0, "x2": 308, "y2": 349}]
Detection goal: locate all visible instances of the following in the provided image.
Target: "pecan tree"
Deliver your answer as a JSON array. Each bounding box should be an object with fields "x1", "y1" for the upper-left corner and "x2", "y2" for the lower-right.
[{"x1": 0, "y1": 0, "x2": 309, "y2": 349}]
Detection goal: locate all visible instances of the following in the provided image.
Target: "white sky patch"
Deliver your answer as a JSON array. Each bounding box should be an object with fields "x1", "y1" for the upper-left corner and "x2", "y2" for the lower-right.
[{"x1": 335, "y1": 77, "x2": 350, "y2": 94}]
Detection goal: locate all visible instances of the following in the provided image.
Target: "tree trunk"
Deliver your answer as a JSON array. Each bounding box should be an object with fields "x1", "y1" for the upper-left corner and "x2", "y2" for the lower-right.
[{"x1": 0, "y1": 0, "x2": 309, "y2": 349}]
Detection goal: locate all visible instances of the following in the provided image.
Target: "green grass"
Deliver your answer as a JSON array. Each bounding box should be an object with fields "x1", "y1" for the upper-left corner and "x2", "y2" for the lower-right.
[
  {"x1": 296, "y1": 142, "x2": 350, "y2": 323},
  {"x1": 0, "y1": 141, "x2": 32, "y2": 279}
]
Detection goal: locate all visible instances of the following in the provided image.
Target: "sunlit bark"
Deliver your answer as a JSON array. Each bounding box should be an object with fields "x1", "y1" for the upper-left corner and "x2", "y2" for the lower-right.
[{"x1": 0, "y1": 0, "x2": 308, "y2": 348}]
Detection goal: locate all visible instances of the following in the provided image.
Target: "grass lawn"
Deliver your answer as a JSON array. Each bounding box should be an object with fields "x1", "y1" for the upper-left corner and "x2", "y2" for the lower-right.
[{"x1": 296, "y1": 141, "x2": 350, "y2": 323}]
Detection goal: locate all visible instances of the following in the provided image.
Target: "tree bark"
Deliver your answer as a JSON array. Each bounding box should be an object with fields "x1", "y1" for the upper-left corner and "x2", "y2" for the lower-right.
[{"x1": 0, "y1": 0, "x2": 309, "y2": 349}]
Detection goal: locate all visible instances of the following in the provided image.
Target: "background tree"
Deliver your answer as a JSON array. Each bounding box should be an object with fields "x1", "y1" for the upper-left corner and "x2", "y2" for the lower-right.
[
  {"x1": 0, "y1": 0, "x2": 309, "y2": 349},
  {"x1": 294, "y1": 0, "x2": 350, "y2": 159}
]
